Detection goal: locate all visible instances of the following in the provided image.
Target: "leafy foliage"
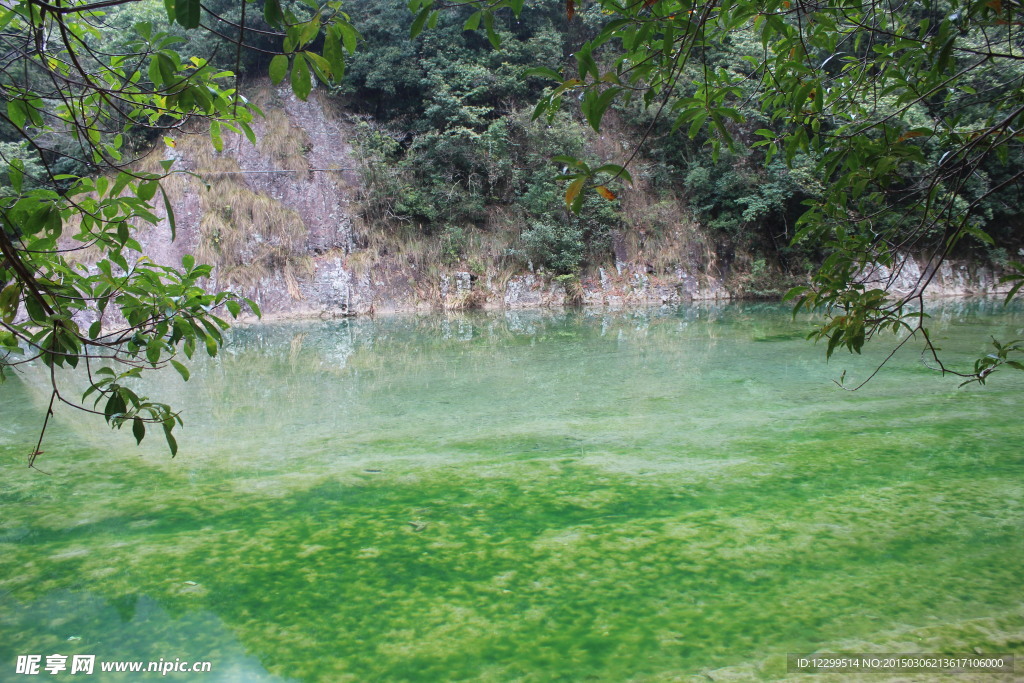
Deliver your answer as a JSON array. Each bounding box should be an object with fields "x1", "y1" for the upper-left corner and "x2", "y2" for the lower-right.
[
  {"x1": 458, "y1": 0, "x2": 1024, "y2": 383},
  {"x1": 0, "y1": 0, "x2": 356, "y2": 461}
]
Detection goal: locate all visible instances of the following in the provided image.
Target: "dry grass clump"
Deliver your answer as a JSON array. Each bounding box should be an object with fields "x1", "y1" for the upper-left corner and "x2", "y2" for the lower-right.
[
  {"x1": 139, "y1": 124, "x2": 314, "y2": 297},
  {"x1": 258, "y1": 108, "x2": 310, "y2": 181},
  {"x1": 468, "y1": 222, "x2": 517, "y2": 269},
  {"x1": 196, "y1": 174, "x2": 311, "y2": 294},
  {"x1": 61, "y1": 100, "x2": 317, "y2": 301},
  {"x1": 350, "y1": 215, "x2": 442, "y2": 275},
  {"x1": 443, "y1": 286, "x2": 489, "y2": 311},
  {"x1": 617, "y1": 169, "x2": 713, "y2": 276}
]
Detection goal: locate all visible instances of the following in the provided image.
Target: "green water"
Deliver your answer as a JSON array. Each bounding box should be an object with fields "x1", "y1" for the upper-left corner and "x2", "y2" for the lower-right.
[{"x1": 1, "y1": 301, "x2": 1022, "y2": 681}]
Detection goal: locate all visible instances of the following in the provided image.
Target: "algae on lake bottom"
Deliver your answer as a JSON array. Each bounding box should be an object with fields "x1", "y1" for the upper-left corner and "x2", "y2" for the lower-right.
[{"x1": 1, "y1": 302, "x2": 1021, "y2": 681}]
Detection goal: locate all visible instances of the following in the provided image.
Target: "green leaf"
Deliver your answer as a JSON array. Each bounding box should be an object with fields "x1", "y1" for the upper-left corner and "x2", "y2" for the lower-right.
[
  {"x1": 146, "y1": 338, "x2": 163, "y2": 364},
  {"x1": 263, "y1": 0, "x2": 284, "y2": 27},
  {"x1": 552, "y1": 155, "x2": 586, "y2": 170},
  {"x1": 575, "y1": 43, "x2": 598, "y2": 81},
  {"x1": 464, "y1": 10, "x2": 482, "y2": 31},
  {"x1": 7, "y1": 99, "x2": 27, "y2": 130},
  {"x1": 156, "y1": 53, "x2": 177, "y2": 90},
  {"x1": 209, "y1": 120, "x2": 223, "y2": 152},
  {"x1": 170, "y1": 359, "x2": 190, "y2": 381},
  {"x1": 111, "y1": 171, "x2": 132, "y2": 198},
  {"x1": 269, "y1": 54, "x2": 289, "y2": 85},
  {"x1": 8, "y1": 158, "x2": 23, "y2": 194},
  {"x1": 323, "y1": 28, "x2": 345, "y2": 80},
  {"x1": 484, "y1": 11, "x2": 501, "y2": 48},
  {"x1": 935, "y1": 35, "x2": 956, "y2": 73},
  {"x1": 299, "y1": 16, "x2": 321, "y2": 47},
  {"x1": 338, "y1": 22, "x2": 359, "y2": 53},
  {"x1": 160, "y1": 185, "x2": 177, "y2": 241},
  {"x1": 593, "y1": 164, "x2": 633, "y2": 184},
  {"x1": 0, "y1": 283, "x2": 20, "y2": 323},
  {"x1": 782, "y1": 285, "x2": 809, "y2": 303},
  {"x1": 304, "y1": 51, "x2": 332, "y2": 81},
  {"x1": 164, "y1": 425, "x2": 178, "y2": 457},
  {"x1": 25, "y1": 294, "x2": 47, "y2": 324},
  {"x1": 825, "y1": 328, "x2": 843, "y2": 359},
  {"x1": 582, "y1": 87, "x2": 620, "y2": 132},
  {"x1": 688, "y1": 111, "x2": 708, "y2": 139},
  {"x1": 244, "y1": 297, "x2": 262, "y2": 318},
  {"x1": 962, "y1": 224, "x2": 994, "y2": 246},
  {"x1": 531, "y1": 95, "x2": 551, "y2": 121},
  {"x1": 174, "y1": 0, "x2": 200, "y2": 28},
  {"x1": 138, "y1": 180, "x2": 158, "y2": 202},
  {"x1": 522, "y1": 67, "x2": 562, "y2": 82},
  {"x1": 1003, "y1": 279, "x2": 1023, "y2": 305},
  {"x1": 132, "y1": 417, "x2": 145, "y2": 445},
  {"x1": 410, "y1": 7, "x2": 430, "y2": 39},
  {"x1": 290, "y1": 53, "x2": 312, "y2": 100},
  {"x1": 238, "y1": 120, "x2": 257, "y2": 145},
  {"x1": 565, "y1": 177, "x2": 585, "y2": 208},
  {"x1": 104, "y1": 392, "x2": 127, "y2": 422}
]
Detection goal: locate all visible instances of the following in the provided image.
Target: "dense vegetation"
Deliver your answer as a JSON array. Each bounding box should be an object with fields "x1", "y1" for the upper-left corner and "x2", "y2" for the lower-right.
[
  {"x1": 0, "y1": 0, "x2": 356, "y2": 455},
  {"x1": 460, "y1": 0, "x2": 1024, "y2": 381},
  {"x1": 339, "y1": 0, "x2": 621, "y2": 276},
  {"x1": 338, "y1": 0, "x2": 825, "y2": 280},
  {"x1": 2, "y1": 0, "x2": 819, "y2": 281},
  {"x1": 281, "y1": 0, "x2": 1024, "y2": 307},
  {"x1": 345, "y1": 0, "x2": 1024, "y2": 380},
  {"x1": 5, "y1": 0, "x2": 1019, "y2": 282}
]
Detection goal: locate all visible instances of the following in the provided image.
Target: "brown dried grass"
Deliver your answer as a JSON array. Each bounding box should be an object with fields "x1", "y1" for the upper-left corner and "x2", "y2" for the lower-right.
[
  {"x1": 196, "y1": 175, "x2": 311, "y2": 293},
  {"x1": 258, "y1": 108, "x2": 310, "y2": 181}
]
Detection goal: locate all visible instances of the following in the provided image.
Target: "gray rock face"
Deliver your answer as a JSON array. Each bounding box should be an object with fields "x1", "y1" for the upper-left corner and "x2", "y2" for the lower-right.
[
  {"x1": 127, "y1": 83, "x2": 1003, "y2": 321},
  {"x1": 859, "y1": 254, "x2": 1007, "y2": 299}
]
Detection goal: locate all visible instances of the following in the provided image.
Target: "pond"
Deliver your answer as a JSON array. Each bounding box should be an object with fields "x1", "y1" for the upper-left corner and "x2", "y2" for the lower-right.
[{"x1": 1, "y1": 301, "x2": 1022, "y2": 681}]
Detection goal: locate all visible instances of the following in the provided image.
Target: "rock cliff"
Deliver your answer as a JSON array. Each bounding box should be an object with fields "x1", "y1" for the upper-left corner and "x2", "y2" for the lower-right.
[{"x1": 131, "y1": 84, "x2": 1009, "y2": 320}]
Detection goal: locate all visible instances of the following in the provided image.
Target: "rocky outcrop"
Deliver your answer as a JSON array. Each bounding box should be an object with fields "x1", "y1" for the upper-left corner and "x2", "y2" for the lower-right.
[
  {"x1": 859, "y1": 254, "x2": 1008, "y2": 299},
  {"x1": 129, "y1": 83, "x2": 732, "y2": 319},
  {"x1": 131, "y1": 83, "x2": 1004, "y2": 321}
]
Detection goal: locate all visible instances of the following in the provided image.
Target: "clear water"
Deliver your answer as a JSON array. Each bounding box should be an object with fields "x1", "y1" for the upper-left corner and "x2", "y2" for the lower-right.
[{"x1": 1, "y1": 301, "x2": 1021, "y2": 681}]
